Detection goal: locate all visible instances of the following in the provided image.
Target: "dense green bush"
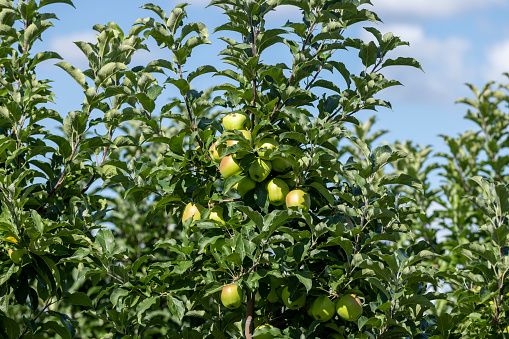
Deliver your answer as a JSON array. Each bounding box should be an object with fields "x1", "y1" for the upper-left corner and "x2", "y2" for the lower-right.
[{"x1": 1, "y1": 0, "x2": 508, "y2": 338}]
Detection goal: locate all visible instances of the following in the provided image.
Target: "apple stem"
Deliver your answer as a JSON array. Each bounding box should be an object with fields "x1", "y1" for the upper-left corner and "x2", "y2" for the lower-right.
[{"x1": 245, "y1": 294, "x2": 255, "y2": 339}]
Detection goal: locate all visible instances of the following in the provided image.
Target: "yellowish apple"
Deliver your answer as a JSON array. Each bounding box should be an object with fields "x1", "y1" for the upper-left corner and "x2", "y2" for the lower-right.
[
  {"x1": 209, "y1": 142, "x2": 224, "y2": 163},
  {"x1": 285, "y1": 189, "x2": 311, "y2": 212},
  {"x1": 256, "y1": 138, "x2": 279, "y2": 160},
  {"x1": 221, "y1": 284, "x2": 243, "y2": 309},
  {"x1": 209, "y1": 206, "x2": 225, "y2": 225},
  {"x1": 182, "y1": 202, "x2": 204, "y2": 223},
  {"x1": 219, "y1": 155, "x2": 243, "y2": 178}
]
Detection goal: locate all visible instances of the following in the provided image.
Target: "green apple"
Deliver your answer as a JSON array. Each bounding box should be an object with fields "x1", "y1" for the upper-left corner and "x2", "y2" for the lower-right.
[
  {"x1": 336, "y1": 294, "x2": 363, "y2": 322},
  {"x1": 271, "y1": 157, "x2": 291, "y2": 172},
  {"x1": 8, "y1": 249, "x2": 25, "y2": 265},
  {"x1": 307, "y1": 303, "x2": 314, "y2": 317},
  {"x1": 285, "y1": 189, "x2": 311, "y2": 212},
  {"x1": 267, "y1": 287, "x2": 279, "y2": 303},
  {"x1": 209, "y1": 206, "x2": 225, "y2": 225},
  {"x1": 221, "y1": 284, "x2": 243, "y2": 309},
  {"x1": 281, "y1": 286, "x2": 306, "y2": 310},
  {"x1": 223, "y1": 113, "x2": 249, "y2": 130},
  {"x1": 233, "y1": 177, "x2": 256, "y2": 196},
  {"x1": 267, "y1": 178, "x2": 289, "y2": 206},
  {"x1": 219, "y1": 155, "x2": 243, "y2": 178},
  {"x1": 256, "y1": 138, "x2": 279, "y2": 160},
  {"x1": 209, "y1": 142, "x2": 224, "y2": 163},
  {"x1": 254, "y1": 324, "x2": 275, "y2": 339},
  {"x1": 182, "y1": 202, "x2": 204, "y2": 223},
  {"x1": 249, "y1": 158, "x2": 272, "y2": 182},
  {"x1": 310, "y1": 295, "x2": 335, "y2": 322}
]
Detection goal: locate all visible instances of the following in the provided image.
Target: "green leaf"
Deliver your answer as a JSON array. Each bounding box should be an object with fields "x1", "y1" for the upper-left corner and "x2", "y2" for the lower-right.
[
  {"x1": 359, "y1": 41, "x2": 378, "y2": 67},
  {"x1": 31, "y1": 209, "x2": 44, "y2": 234},
  {"x1": 0, "y1": 315, "x2": 20, "y2": 339},
  {"x1": 38, "y1": 0, "x2": 75, "y2": 8},
  {"x1": 44, "y1": 321, "x2": 71, "y2": 339},
  {"x1": 0, "y1": 264, "x2": 18, "y2": 286},
  {"x1": 168, "y1": 296, "x2": 186, "y2": 321},
  {"x1": 63, "y1": 111, "x2": 87, "y2": 139},
  {"x1": 95, "y1": 228, "x2": 116, "y2": 254},
  {"x1": 295, "y1": 270, "x2": 312, "y2": 292},
  {"x1": 0, "y1": 24, "x2": 17, "y2": 38},
  {"x1": 95, "y1": 62, "x2": 127, "y2": 88},
  {"x1": 236, "y1": 205, "x2": 264, "y2": 231},
  {"x1": 132, "y1": 255, "x2": 151, "y2": 275},
  {"x1": 166, "y1": 78, "x2": 190, "y2": 96},
  {"x1": 24, "y1": 20, "x2": 54, "y2": 48},
  {"x1": 110, "y1": 288, "x2": 129, "y2": 307},
  {"x1": 141, "y1": 3, "x2": 167, "y2": 22},
  {"x1": 136, "y1": 296, "x2": 158, "y2": 315},
  {"x1": 56, "y1": 62, "x2": 88, "y2": 90},
  {"x1": 381, "y1": 57, "x2": 423, "y2": 71},
  {"x1": 167, "y1": 5, "x2": 187, "y2": 35},
  {"x1": 309, "y1": 182, "x2": 334, "y2": 205},
  {"x1": 27, "y1": 51, "x2": 62, "y2": 70},
  {"x1": 187, "y1": 65, "x2": 217, "y2": 83},
  {"x1": 379, "y1": 173, "x2": 424, "y2": 194},
  {"x1": 66, "y1": 292, "x2": 92, "y2": 307}
]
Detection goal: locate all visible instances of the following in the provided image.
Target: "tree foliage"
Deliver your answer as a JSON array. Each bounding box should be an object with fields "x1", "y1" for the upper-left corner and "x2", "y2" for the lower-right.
[{"x1": 1, "y1": 0, "x2": 509, "y2": 338}]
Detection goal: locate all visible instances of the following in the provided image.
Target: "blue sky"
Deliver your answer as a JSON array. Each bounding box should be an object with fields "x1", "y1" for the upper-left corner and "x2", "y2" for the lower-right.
[{"x1": 36, "y1": 0, "x2": 509, "y2": 154}]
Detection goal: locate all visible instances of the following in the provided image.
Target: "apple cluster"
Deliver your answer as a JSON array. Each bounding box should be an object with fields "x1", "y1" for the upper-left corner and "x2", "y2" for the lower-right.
[
  {"x1": 181, "y1": 113, "x2": 364, "y2": 335},
  {"x1": 220, "y1": 281, "x2": 363, "y2": 336},
  {"x1": 209, "y1": 112, "x2": 311, "y2": 210}
]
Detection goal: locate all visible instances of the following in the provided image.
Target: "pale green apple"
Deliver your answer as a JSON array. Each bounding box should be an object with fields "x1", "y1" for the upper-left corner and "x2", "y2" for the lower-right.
[
  {"x1": 271, "y1": 157, "x2": 291, "y2": 172},
  {"x1": 233, "y1": 177, "x2": 256, "y2": 196},
  {"x1": 256, "y1": 138, "x2": 279, "y2": 160},
  {"x1": 209, "y1": 142, "x2": 224, "y2": 163},
  {"x1": 8, "y1": 249, "x2": 25, "y2": 265},
  {"x1": 281, "y1": 286, "x2": 306, "y2": 310},
  {"x1": 249, "y1": 158, "x2": 272, "y2": 182},
  {"x1": 267, "y1": 178, "x2": 289, "y2": 206},
  {"x1": 310, "y1": 295, "x2": 335, "y2": 322},
  {"x1": 223, "y1": 113, "x2": 249, "y2": 130},
  {"x1": 219, "y1": 155, "x2": 243, "y2": 178},
  {"x1": 254, "y1": 324, "x2": 275, "y2": 339},
  {"x1": 336, "y1": 294, "x2": 363, "y2": 322}
]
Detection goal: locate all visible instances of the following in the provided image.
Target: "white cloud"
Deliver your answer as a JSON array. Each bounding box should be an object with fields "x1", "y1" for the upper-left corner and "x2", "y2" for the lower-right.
[
  {"x1": 50, "y1": 32, "x2": 96, "y2": 68},
  {"x1": 484, "y1": 39, "x2": 509, "y2": 82},
  {"x1": 373, "y1": 0, "x2": 506, "y2": 18},
  {"x1": 360, "y1": 24, "x2": 472, "y2": 105}
]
